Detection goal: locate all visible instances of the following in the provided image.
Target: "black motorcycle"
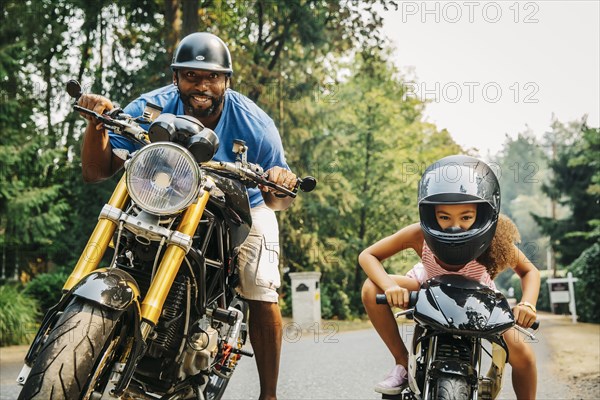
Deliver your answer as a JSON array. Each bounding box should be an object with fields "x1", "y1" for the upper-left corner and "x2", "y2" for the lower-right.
[
  {"x1": 16, "y1": 80, "x2": 316, "y2": 400},
  {"x1": 376, "y1": 275, "x2": 539, "y2": 400}
]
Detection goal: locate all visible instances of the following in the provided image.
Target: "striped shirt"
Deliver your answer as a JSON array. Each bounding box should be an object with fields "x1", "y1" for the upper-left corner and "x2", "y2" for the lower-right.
[{"x1": 406, "y1": 241, "x2": 496, "y2": 289}]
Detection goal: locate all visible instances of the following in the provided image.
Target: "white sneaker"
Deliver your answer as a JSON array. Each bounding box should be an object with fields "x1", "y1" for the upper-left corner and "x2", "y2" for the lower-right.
[{"x1": 374, "y1": 364, "x2": 408, "y2": 395}]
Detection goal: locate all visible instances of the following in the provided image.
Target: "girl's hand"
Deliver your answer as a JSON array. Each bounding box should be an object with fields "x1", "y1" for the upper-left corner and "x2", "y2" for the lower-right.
[
  {"x1": 385, "y1": 285, "x2": 410, "y2": 308},
  {"x1": 513, "y1": 301, "x2": 537, "y2": 328}
]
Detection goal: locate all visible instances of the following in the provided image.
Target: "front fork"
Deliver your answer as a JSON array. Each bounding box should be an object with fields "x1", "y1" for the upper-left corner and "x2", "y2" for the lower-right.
[
  {"x1": 62, "y1": 174, "x2": 211, "y2": 334},
  {"x1": 420, "y1": 336, "x2": 482, "y2": 400},
  {"x1": 52, "y1": 175, "x2": 212, "y2": 396},
  {"x1": 62, "y1": 174, "x2": 130, "y2": 291}
]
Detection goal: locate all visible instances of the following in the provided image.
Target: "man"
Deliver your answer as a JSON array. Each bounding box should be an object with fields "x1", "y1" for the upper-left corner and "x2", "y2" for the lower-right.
[{"x1": 78, "y1": 32, "x2": 295, "y2": 400}]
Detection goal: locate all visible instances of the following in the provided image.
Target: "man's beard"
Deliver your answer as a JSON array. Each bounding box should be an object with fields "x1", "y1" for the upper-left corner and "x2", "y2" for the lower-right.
[{"x1": 181, "y1": 92, "x2": 224, "y2": 119}]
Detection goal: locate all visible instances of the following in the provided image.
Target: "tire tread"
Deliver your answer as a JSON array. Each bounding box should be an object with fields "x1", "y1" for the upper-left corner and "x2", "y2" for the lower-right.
[
  {"x1": 435, "y1": 374, "x2": 471, "y2": 400},
  {"x1": 18, "y1": 300, "x2": 119, "y2": 400}
]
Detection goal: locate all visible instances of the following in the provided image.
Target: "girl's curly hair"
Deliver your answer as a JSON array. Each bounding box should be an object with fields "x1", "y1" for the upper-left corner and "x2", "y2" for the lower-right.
[{"x1": 477, "y1": 214, "x2": 521, "y2": 279}]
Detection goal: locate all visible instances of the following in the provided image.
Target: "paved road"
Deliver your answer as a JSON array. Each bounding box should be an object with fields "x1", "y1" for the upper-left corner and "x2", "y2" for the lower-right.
[
  {"x1": 0, "y1": 322, "x2": 573, "y2": 400},
  {"x1": 223, "y1": 322, "x2": 571, "y2": 400}
]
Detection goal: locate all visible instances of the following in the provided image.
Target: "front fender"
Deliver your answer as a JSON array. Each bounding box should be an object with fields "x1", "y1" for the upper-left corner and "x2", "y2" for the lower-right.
[{"x1": 72, "y1": 268, "x2": 141, "y2": 311}]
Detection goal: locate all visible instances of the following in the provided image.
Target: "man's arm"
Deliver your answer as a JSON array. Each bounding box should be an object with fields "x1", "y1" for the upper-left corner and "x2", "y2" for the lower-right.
[
  {"x1": 262, "y1": 190, "x2": 295, "y2": 211},
  {"x1": 78, "y1": 94, "x2": 124, "y2": 182}
]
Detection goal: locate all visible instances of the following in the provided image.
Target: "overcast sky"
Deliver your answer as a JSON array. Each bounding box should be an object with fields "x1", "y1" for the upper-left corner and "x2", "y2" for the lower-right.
[{"x1": 381, "y1": 1, "x2": 599, "y2": 158}]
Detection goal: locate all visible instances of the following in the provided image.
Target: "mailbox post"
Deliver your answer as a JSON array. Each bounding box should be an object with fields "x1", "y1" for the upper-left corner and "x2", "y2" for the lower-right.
[
  {"x1": 547, "y1": 272, "x2": 579, "y2": 323},
  {"x1": 289, "y1": 272, "x2": 322, "y2": 330}
]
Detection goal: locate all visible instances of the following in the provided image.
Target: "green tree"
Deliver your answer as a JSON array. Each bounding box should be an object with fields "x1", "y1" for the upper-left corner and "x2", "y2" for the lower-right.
[
  {"x1": 279, "y1": 49, "x2": 462, "y2": 315},
  {"x1": 0, "y1": 1, "x2": 71, "y2": 278},
  {"x1": 534, "y1": 119, "x2": 600, "y2": 267},
  {"x1": 491, "y1": 131, "x2": 551, "y2": 270}
]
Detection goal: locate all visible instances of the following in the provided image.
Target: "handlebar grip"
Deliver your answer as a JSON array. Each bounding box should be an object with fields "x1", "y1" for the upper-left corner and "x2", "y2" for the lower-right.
[
  {"x1": 298, "y1": 176, "x2": 317, "y2": 193},
  {"x1": 531, "y1": 321, "x2": 540, "y2": 330},
  {"x1": 376, "y1": 291, "x2": 418, "y2": 306},
  {"x1": 408, "y1": 291, "x2": 418, "y2": 308}
]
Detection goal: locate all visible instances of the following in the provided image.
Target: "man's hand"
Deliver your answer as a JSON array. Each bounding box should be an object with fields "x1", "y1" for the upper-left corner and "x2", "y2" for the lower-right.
[
  {"x1": 384, "y1": 285, "x2": 410, "y2": 308},
  {"x1": 78, "y1": 94, "x2": 114, "y2": 130},
  {"x1": 261, "y1": 166, "x2": 297, "y2": 210},
  {"x1": 262, "y1": 166, "x2": 298, "y2": 195}
]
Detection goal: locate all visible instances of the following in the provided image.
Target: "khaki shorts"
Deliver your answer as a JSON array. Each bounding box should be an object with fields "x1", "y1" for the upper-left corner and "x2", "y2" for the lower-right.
[{"x1": 236, "y1": 204, "x2": 280, "y2": 303}]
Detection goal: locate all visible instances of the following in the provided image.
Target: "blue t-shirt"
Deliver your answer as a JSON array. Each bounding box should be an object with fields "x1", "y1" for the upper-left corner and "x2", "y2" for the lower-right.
[{"x1": 109, "y1": 85, "x2": 290, "y2": 208}]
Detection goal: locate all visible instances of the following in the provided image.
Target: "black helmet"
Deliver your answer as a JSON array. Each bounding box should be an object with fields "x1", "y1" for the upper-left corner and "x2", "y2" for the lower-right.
[
  {"x1": 171, "y1": 32, "x2": 233, "y2": 75},
  {"x1": 418, "y1": 155, "x2": 501, "y2": 266}
]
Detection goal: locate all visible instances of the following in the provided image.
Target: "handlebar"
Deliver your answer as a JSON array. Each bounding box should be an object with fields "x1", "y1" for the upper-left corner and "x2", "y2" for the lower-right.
[
  {"x1": 376, "y1": 293, "x2": 540, "y2": 331},
  {"x1": 69, "y1": 79, "x2": 148, "y2": 145},
  {"x1": 68, "y1": 79, "x2": 317, "y2": 198},
  {"x1": 203, "y1": 161, "x2": 316, "y2": 199},
  {"x1": 375, "y1": 292, "x2": 418, "y2": 307},
  {"x1": 375, "y1": 294, "x2": 387, "y2": 304}
]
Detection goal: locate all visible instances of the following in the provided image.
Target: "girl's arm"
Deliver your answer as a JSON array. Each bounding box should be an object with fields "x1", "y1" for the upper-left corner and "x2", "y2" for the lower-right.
[
  {"x1": 511, "y1": 244, "x2": 541, "y2": 328},
  {"x1": 358, "y1": 223, "x2": 423, "y2": 306}
]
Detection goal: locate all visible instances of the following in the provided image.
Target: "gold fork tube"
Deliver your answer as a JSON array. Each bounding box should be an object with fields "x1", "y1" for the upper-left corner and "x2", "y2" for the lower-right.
[
  {"x1": 63, "y1": 175, "x2": 130, "y2": 291},
  {"x1": 140, "y1": 190, "x2": 211, "y2": 325}
]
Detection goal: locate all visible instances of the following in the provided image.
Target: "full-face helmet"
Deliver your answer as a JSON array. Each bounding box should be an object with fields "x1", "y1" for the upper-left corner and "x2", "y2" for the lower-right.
[{"x1": 418, "y1": 155, "x2": 501, "y2": 266}]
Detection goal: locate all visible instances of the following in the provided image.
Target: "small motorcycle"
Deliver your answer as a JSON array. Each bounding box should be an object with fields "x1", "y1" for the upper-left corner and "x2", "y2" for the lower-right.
[
  {"x1": 16, "y1": 80, "x2": 316, "y2": 400},
  {"x1": 376, "y1": 274, "x2": 539, "y2": 400}
]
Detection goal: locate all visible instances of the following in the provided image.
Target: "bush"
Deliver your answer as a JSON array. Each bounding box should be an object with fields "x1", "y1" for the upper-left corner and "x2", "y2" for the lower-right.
[
  {"x1": 24, "y1": 269, "x2": 69, "y2": 314},
  {"x1": 504, "y1": 270, "x2": 551, "y2": 312},
  {"x1": 321, "y1": 282, "x2": 352, "y2": 320},
  {"x1": 0, "y1": 285, "x2": 40, "y2": 346},
  {"x1": 568, "y1": 242, "x2": 600, "y2": 323}
]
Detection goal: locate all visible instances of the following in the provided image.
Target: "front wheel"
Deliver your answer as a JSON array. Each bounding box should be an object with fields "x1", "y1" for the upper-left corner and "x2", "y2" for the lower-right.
[
  {"x1": 204, "y1": 373, "x2": 230, "y2": 400},
  {"x1": 434, "y1": 374, "x2": 471, "y2": 400},
  {"x1": 18, "y1": 299, "x2": 123, "y2": 400}
]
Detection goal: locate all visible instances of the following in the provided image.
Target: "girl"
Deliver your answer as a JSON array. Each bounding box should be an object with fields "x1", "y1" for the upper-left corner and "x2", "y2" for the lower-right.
[{"x1": 359, "y1": 155, "x2": 540, "y2": 399}]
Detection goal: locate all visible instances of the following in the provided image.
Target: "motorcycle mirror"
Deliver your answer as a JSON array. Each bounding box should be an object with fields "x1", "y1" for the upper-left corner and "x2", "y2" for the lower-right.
[
  {"x1": 187, "y1": 128, "x2": 219, "y2": 163},
  {"x1": 298, "y1": 176, "x2": 317, "y2": 193},
  {"x1": 66, "y1": 79, "x2": 82, "y2": 100}
]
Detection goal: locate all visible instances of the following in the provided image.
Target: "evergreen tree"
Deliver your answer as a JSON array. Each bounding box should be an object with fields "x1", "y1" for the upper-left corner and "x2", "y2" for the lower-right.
[{"x1": 533, "y1": 119, "x2": 600, "y2": 267}]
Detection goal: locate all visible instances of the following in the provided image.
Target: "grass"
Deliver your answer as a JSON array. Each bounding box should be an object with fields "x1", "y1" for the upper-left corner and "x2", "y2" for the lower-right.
[{"x1": 0, "y1": 285, "x2": 40, "y2": 346}]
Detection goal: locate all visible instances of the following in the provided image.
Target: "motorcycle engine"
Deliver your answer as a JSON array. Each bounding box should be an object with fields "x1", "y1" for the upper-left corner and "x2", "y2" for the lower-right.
[{"x1": 179, "y1": 316, "x2": 219, "y2": 378}]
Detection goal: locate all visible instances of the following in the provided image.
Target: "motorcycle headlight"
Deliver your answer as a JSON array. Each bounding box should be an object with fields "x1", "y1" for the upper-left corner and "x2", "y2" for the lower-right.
[{"x1": 126, "y1": 142, "x2": 201, "y2": 215}]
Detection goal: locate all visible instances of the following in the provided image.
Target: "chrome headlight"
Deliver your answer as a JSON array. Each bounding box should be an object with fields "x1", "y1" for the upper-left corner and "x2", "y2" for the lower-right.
[{"x1": 126, "y1": 142, "x2": 201, "y2": 215}]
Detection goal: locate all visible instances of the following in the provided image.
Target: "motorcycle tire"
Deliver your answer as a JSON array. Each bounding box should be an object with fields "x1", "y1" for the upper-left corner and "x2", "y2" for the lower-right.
[
  {"x1": 434, "y1": 374, "x2": 471, "y2": 400},
  {"x1": 204, "y1": 374, "x2": 229, "y2": 400},
  {"x1": 18, "y1": 299, "x2": 122, "y2": 400}
]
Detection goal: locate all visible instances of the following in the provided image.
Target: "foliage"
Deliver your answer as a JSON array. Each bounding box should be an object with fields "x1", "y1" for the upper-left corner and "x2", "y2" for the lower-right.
[
  {"x1": 568, "y1": 243, "x2": 600, "y2": 323},
  {"x1": 0, "y1": 285, "x2": 39, "y2": 346},
  {"x1": 502, "y1": 270, "x2": 551, "y2": 313},
  {"x1": 321, "y1": 282, "x2": 352, "y2": 320},
  {"x1": 211, "y1": 0, "x2": 393, "y2": 103},
  {"x1": 491, "y1": 131, "x2": 552, "y2": 268},
  {"x1": 278, "y1": 49, "x2": 462, "y2": 316},
  {"x1": 0, "y1": 1, "x2": 71, "y2": 278},
  {"x1": 23, "y1": 269, "x2": 70, "y2": 314},
  {"x1": 533, "y1": 120, "x2": 600, "y2": 267}
]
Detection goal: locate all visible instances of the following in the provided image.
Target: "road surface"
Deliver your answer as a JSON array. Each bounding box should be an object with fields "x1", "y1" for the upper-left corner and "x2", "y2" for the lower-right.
[{"x1": 0, "y1": 320, "x2": 575, "y2": 399}]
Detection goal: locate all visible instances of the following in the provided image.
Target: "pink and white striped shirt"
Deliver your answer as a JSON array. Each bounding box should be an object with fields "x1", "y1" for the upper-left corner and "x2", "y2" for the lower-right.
[{"x1": 406, "y1": 241, "x2": 496, "y2": 289}]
